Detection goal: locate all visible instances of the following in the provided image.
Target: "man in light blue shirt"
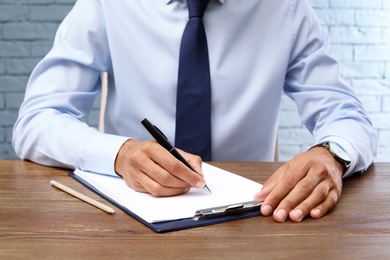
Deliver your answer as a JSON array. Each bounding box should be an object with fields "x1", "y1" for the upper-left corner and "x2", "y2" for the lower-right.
[{"x1": 13, "y1": 0, "x2": 376, "y2": 223}]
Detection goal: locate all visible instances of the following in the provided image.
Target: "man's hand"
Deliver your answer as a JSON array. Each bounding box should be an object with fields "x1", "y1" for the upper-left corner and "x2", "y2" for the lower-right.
[
  {"x1": 115, "y1": 139, "x2": 206, "y2": 197},
  {"x1": 254, "y1": 147, "x2": 344, "y2": 222}
]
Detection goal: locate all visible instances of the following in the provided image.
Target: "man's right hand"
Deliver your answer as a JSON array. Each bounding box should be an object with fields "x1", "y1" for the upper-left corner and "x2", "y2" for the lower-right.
[{"x1": 114, "y1": 139, "x2": 206, "y2": 197}]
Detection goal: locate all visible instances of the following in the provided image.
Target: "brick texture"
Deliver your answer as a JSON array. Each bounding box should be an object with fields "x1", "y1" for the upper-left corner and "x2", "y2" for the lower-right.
[{"x1": 1, "y1": 0, "x2": 389, "y2": 162}]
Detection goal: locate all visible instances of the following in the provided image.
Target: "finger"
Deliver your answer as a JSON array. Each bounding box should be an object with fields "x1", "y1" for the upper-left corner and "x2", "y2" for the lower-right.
[
  {"x1": 288, "y1": 180, "x2": 330, "y2": 222},
  {"x1": 254, "y1": 164, "x2": 288, "y2": 202},
  {"x1": 275, "y1": 172, "x2": 324, "y2": 222},
  {"x1": 138, "y1": 157, "x2": 193, "y2": 189},
  {"x1": 142, "y1": 177, "x2": 191, "y2": 197},
  {"x1": 133, "y1": 141, "x2": 203, "y2": 189},
  {"x1": 272, "y1": 167, "x2": 334, "y2": 222},
  {"x1": 119, "y1": 141, "x2": 192, "y2": 193},
  {"x1": 122, "y1": 175, "x2": 147, "y2": 193},
  {"x1": 116, "y1": 139, "x2": 205, "y2": 195},
  {"x1": 155, "y1": 149, "x2": 206, "y2": 189},
  {"x1": 310, "y1": 188, "x2": 340, "y2": 219},
  {"x1": 127, "y1": 166, "x2": 191, "y2": 197},
  {"x1": 179, "y1": 150, "x2": 204, "y2": 177},
  {"x1": 260, "y1": 164, "x2": 306, "y2": 217},
  {"x1": 289, "y1": 175, "x2": 342, "y2": 222}
]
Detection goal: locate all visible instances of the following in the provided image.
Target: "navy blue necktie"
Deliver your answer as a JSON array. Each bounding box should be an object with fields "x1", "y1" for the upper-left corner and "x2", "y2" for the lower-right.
[{"x1": 175, "y1": 0, "x2": 212, "y2": 161}]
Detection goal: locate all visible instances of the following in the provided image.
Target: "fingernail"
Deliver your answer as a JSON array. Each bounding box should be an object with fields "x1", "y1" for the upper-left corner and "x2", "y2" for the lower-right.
[
  {"x1": 196, "y1": 181, "x2": 206, "y2": 189},
  {"x1": 290, "y1": 209, "x2": 303, "y2": 222},
  {"x1": 311, "y1": 208, "x2": 322, "y2": 218},
  {"x1": 261, "y1": 204, "x2": 273, "y2": 216},
  {"x1": 275, "y1": 209, "x2": 287, "y2": 222}
]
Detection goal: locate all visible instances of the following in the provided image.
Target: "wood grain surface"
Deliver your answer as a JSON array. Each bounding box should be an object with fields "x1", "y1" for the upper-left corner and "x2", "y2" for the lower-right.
[{"x1": 1, "y1": 160, "x2": 389, "y2": 259}]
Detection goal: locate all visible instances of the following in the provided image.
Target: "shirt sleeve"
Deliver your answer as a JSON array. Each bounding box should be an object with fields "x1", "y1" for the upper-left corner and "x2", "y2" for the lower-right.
[
  {"x1": 284, "y1": 0, "x2": 377, "y2": 176},
  {"x1": 12, "y1": 0, "x2": 127, "y2": 176}
]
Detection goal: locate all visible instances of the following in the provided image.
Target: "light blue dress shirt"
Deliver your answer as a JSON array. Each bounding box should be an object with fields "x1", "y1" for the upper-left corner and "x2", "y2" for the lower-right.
[{"x1": 13, "y1": 0, "x2": 377, "y2": 177}]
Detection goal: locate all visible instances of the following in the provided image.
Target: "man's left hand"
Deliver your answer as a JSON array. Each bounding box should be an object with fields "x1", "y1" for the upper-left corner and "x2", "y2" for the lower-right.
[{"x1": 254, "y1": 147, "x2": 344, "y2": 222}]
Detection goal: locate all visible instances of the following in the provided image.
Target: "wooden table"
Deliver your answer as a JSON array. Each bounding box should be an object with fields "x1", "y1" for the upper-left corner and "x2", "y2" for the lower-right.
[{"x1": 1, "y1": 160, "x2": 390, "y2": 259}]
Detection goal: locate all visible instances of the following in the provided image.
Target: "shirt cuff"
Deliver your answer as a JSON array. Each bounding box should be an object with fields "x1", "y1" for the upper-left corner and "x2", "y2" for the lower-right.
[{"x1": 79, "y1": 132, "x2": 129, "y2": 176}]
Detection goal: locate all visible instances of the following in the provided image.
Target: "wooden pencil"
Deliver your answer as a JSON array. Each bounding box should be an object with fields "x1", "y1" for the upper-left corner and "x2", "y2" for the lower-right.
[{"x1": 50, "y1": 180, "x2": 115, "y2": 214}]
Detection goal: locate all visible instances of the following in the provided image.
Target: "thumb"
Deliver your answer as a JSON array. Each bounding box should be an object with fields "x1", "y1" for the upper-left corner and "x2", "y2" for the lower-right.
[
  {"x1": 254, "y1": 183, "x2": 272, "y2": 201},
  {"x1": 253, "y1": 164, "x2": 287, "y2": 201}
]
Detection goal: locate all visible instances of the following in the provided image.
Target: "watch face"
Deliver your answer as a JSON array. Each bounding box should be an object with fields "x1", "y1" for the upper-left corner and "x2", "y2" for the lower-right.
[{"x1": 328, "y1": 142, "x2": 350, "y2": 162}]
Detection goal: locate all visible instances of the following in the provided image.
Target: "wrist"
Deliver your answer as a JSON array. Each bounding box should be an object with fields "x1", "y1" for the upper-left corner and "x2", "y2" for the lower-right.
[
  {"x1": 309, "y1": 141, "x2": 351, "y2": 176},
  {"x1": 114, "y1": 138, "x2": 136, "y2": 176},
  {"x1": 310, "y1": 146, "x2": 344, "y2": 175}
]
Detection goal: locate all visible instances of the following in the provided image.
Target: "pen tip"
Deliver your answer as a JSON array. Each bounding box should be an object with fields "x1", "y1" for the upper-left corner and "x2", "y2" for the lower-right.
[{"x1": 204, "y1": 185, "x2": 212, "y2": 194}]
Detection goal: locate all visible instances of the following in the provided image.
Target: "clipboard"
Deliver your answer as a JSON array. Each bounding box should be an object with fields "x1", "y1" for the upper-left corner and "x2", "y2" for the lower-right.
[{"x1": 69, "y1": 163, "x2": 263, "y2": 233}]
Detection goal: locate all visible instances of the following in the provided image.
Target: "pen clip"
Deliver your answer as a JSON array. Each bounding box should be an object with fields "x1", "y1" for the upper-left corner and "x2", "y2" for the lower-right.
[
  {"x1": 153, "y1": 125, "x2": 168, "y2": 140},
  {"x1": 141, "y1": 118, "x2": 174, "y2": 151},
  {"x1": 193, "y1": 200, "x2": 261, "y2": 221}
]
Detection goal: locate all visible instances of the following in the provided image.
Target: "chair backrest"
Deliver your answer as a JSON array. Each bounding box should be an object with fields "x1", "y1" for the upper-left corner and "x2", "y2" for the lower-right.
[
  {"x1": 274, "y1": 134, "x2": 278, "y2": 162},
  {"x1": 98, "y1": 72, "x2": 108, "y2": 133}
]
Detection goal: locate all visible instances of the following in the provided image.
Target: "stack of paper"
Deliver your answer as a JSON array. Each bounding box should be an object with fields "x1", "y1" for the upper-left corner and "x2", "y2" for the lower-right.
[{"x1": 72, "y1": 163, "x2": 262, "y2": 223}]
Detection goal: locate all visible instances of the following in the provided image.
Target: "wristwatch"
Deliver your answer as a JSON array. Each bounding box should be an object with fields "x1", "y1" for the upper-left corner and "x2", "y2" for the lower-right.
[{"x1": 310, "y1": 141, "x2": 351, "y2": 175}]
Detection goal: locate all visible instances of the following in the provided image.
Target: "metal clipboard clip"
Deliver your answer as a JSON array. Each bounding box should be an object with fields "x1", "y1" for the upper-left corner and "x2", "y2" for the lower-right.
[{"x1": 193, "y1": 200, "x2": 262, "y2": 221}]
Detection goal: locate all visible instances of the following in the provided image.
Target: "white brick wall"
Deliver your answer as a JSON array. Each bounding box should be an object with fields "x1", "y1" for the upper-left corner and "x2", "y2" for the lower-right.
[{"x1": 0, "y1": 0, "x2": 389, "y2": 162}]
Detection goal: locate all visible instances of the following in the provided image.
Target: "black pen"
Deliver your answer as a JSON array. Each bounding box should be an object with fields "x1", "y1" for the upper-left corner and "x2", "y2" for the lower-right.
[{"x1": 141, "y1": 118, "x2": 212, "y2": 193}]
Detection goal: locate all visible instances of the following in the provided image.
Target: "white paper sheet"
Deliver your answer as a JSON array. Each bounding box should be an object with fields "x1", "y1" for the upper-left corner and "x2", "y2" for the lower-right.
[{"x1": 73, "y1": 163, "x2": 262, "y2": 223}]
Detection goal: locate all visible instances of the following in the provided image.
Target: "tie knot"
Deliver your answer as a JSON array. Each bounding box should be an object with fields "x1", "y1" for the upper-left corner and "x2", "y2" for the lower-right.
[{"x1": 187, "y1": 0, "x2": 210, "y2": 18}]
